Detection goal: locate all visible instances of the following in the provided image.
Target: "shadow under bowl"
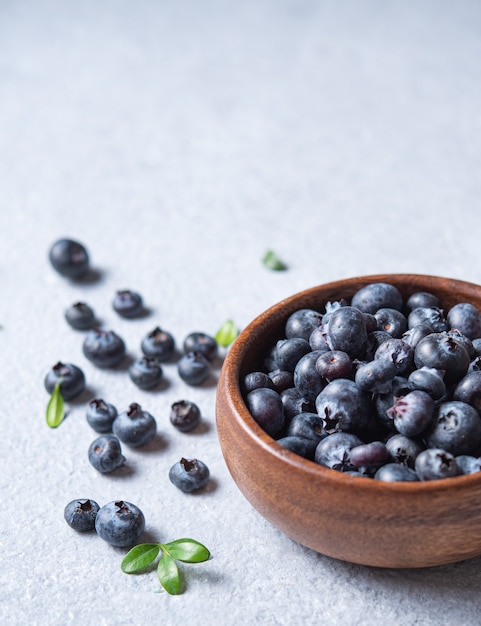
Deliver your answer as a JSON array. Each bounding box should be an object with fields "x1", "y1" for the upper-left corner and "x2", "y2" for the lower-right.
[{"x1": 216, "y1": 273, "x2": 481, "y2": 568}]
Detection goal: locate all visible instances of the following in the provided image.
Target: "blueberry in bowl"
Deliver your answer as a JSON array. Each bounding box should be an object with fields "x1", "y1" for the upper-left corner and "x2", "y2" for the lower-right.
[{"x1": 216, "y1": 274, "x2": 481, "y2": 568}]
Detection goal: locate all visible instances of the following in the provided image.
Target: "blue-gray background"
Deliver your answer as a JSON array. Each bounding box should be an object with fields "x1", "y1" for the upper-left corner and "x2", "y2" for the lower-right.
[{"x1": 1, "y1": 1, "x2": 481, "y2": 624}]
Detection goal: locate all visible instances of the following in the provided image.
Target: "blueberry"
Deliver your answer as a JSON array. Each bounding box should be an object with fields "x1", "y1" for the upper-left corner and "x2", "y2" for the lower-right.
[
  {"x1": 349, "y1": 441, "x2": 389, "y2": 469},
  {"x1": 275, "y1": 337, "x2": 311, "y2": 372},
  {"x1": 276, "y1": 436, "x2": 310, "y2": 458},
  {"x1": 112, "y1": 290, "x2": 144, "y2": 318},
  {"x1": 408, "y1": 307, "x2": 448, "y2": 333},
  {"x1": 177, "y1": 351, "x2": 211, "y2": 385},
  {"x1": 267, "y1": 369, "x2": 294, "y2": 393},
  {"x1": 414, "y1": 332, "x2": 470, "y2": 385},
  {"x1": 315, "y1": 350, "x2": 352, "y2": 382},
  {"x1": 88, "y1": 434, "x2": 126, "y2": 473},
  {"x1": 82, "y1": 328, "x2": 126, "y2": 368},
  {"x1": 455, "y1": 454, "x2": 481, "y2": 475},
  {"x1": 48, "y1": 238, "x2": 90, "y2": 280},
  {"x1": 355, "y1": 359, "x2": 397, "y2": 394},
  {"x1": 447, "y1": 302, "x2": 481, "y2": 340},
  {"x1": 280, "y1": 387, "x2": 313, "y2": 419},
  {"x1": 374, "y1": 308, "x2": 408, "y2": 338},
  {"x1": 407, "y1": 367, "x2": 446, "y2": 401},
  {"x1": 406, "y1": 291, "x2": 442, "y2": 311},
  {"x1": 246, "y1": 387, "x2": 285, "y2": 436},
  {"x1": 44, "y1": 361, "x2": 86, "y2": 400},
  {"x1": 454, "y1": 370, "x2": 481, "y2": 413},
  {"x1": 129, "y1": 356, "x2": 163, "y2": 390},
  {"x1": 374, "y1": 463, "x2": 419, "y2": 482},
  {"x1": 385, "y1": 433, "x2": 424, "y2": 468},
  {"x1": 65, "y1": 302, "x2": 96, "y2": 330},
  {"x1": 170, "y1": 400, "x2": 201, "y2": 432},
  {"x1": 386, "y1": 390, "x2": 434, "y2": 437},
  {"x1": 293, "y1": 350, "x2": 326, "y2": 402},
  {"x1": 314, "y1": 432, "x2": 363, "y2": 471},
  {"x1": 308, "y1": 325, "x2": 330, "y2": 351},
  {"x1": 285, "y1": 308, "x2": 323, "y2": 341},
  {"x1": 286, "y1": 412, "x2": 328, "y2": 456},
  {"x1": 315, "y1": 378, "x2": 372, "y2": 433},
  {"x1": 374, "y1": 338, "x2": 414, "y2": 376},
  {"x1": 402, "y1": 324, "x2": 433, "y2": 349},
  {"x1": 327, "y1": 306, "x2": 368, "y2": 359},
  {"x1": 64, "y1": 499, "x2": 100, "y2": 532},
  {"x1": 425, "y1": 400, "x2": 481, "y2": 456},
  {"x1": 242, "y1": 371, "x2": 276, "y2": 395},
  {"x1": 113, "y1": 402, "x2": 157, "y2": 447},
  {"x1": 141, "y1": 327, "x2": 175, "y2": 361},
  {"x1": 183, "y1": 332, "x2": 218, "y2": 362},
  {"x1": 95, "y1": 500, "x2": 145, "y2": 547},
  {"x1": 86, "y1": 398, "x2": 118, "y2": 433},
  {"x1": 169, "y1": 457, "x2": 210, "y2": 493},
  {"x1": 351, "y1": 282, "x2": 403, "y2": 314},
  {"x1": 414, "y1": 448, "x2": 460, "y2": 481}
]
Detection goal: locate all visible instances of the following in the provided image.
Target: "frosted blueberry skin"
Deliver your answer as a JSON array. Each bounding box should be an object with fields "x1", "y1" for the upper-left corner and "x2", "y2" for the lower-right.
[
  {"x1": 425, "y1": 400, "x2": 481, "y2": 456},
  {"x1": 286, "y1": 412, "x2": 328, "y2": 457},
  {"x1": 406, "y1": 291, "x2": 442, "y2": 311},
  {"x1": 275, "y1": 337, "x2": 311, "y2": 372},
  {"x1": 277, "y1": 436, "x2": 310, "y2": 458},
  {"x1": 65, "y1": 302, "x2": 96, "y2": 330},
  {"x1": 113, "y1": 403, "x2": 157, "y2": 448},
  {"x1": 351, "y1": 282, "x2": 403, "y2": 314},
  {"x1": 315, "y1": 378, "x2": 372, "y2": 433},
  {"x1": 374, "y1": 338, "x2": 414, "y2": 376},
  {"x1": 408, "y1": 307, "x2": 448, "y2": 333},
  {"x1": 414, "y1": 448, "x2": 461, "y2": 481},
  {"x1": 268, "y1": 369, "x2": 294, "y2": 393},
  {"x1": 177, "y1": 351, "x2": 211, "y2": 385},
  {"x1": 88, "y1": 434, "x2": 125, "y2": 474},
  {"x1": 280, "y1": 387, "x2": 313, "y2": 420},
  {"x1": 86, "y1": 398, "x2": 118, "y2": 433},
  {"x1": 355, "y1": 359, "x2": 397, "y2": 394},
  {"x1": 447, "y1": 302, "x2": 481, "y2": 340},
  {"x1": 169, "y1": 458, "x2": 210, "y2": 493},
  {"x1": 386, "y1": 390, "x2": 435, "y2": 438},
  {"x1": 285, "y1": 308, "x2": 323, "y2": 341},
  {"x1": 293, "y1": 350, "x2": 326, "y2": 402},
  {"x1": 82, "y1": 329, "x2": 126, "y2": 368},
  {"x1": 327, "y1": 306, "x2": 369, "y2": 360},
  {"x1": 374, "y1": 308, "x2": 408, "y2": 338},
  {"x1": 315, "y1": 350, "x2": 353, "y2": 382},
  {"x1": 48, "y1": 238, "x2": 90, "y2": 279},
  {"x1": 129, "y1": 356, "x2": 163, "y2": 390},
  {"x1": 95, "y1": 500, "x2": 145, "y2": 548},
  {"x1": 242, "y1": 371, "x2": 276, "y2": 395},
  {"x1": 183, "y1": 332, "x2": 218, "y2": 362},
  {"x1": 374, "y1": 463, "x2": 419, "y2": 482},
  {"x1": 141, "y1": 327, "x2": 175, "y2": 361},
  {"x1": 454, "y1": 370, "x2": 481, "y2": 413},
  {"x1": 112, "y1": 289, "x2": 144, "y2": 318},
  {"x1": 407, "y1": 366, "x2": 446, "y2": 401},
  {"x1": 246, "y1": 387, "x2": 285, "y2": 436},
  {"x1": 385, "y1": 433, "x2": 424, "y2": 468},
  {"x1": 314, "y1": 432, "x2": 363, "y2": 472},
  {"x1": 414, "y1": 332, "x2": 470, "y2": 385},
  {"x1": 44, "y1": 361, "x2": 86, "y2": 400},
  {"x1": 64, "y1": 499, "x2": 100, "y2": 532},
  {"x1": 170, "y1": 400, "x2": 201, "y2": 432}
]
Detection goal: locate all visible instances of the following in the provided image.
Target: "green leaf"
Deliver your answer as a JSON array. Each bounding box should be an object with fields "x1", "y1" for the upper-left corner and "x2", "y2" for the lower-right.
[
  {"x1": 262, "y1": 249, "x2": 287, "y2": 271},
  {"x1": 121, "y1": 543, "x2": 161, "y2": 574},
  {"x1": 163, "y1": 538, "x2": 211, "y2": 563},
  {"x1": 157, "y1": 554, "x2": 182, "y2": 595},
  {"x1": 46, "y1": 381, "x2": 65, "y2": 428},
  {"x1": 215, "y1": 320, "x2": 239, "y2": 348}
]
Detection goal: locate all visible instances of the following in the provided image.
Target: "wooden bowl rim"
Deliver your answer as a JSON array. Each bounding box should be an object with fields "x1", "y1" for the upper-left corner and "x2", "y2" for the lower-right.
[{"x1": 220, "y1": 273, "x2": 481, "y2": 494}]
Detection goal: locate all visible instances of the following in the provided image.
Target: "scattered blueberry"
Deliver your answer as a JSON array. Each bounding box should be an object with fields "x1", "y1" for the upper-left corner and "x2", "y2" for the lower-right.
[
  {"x1": 86, "y1": 398, "x2": 118, "y2": 433},
  {"x1": 88, "y1": 434, "x2": 126, "y2": 473},
  {"x1": 129, "y1": 356, "x2": 163, "y2": 390},
  {"x1": 82, "y1": 328, "x2": 126, "y2": 368},
  {"x1": 169, "y1": 457, "x2": 210, "y2": 493},
  {"x1": 48, "y1": 238, "x2": 90, "y2": 280},
  {"x1": 95, "y1": 500, "x2": 145, "y2": 547},
  {"x1": 64, "y1": 499, "x2": 100, "y2": 532},
  {"x1": 112, "y1": 289, "x2": 144, "y2": 318},
  {"x1": 44, "y1": 361, "x2": 86, "y2": 400},
  {"x1": 183, "y1": 332, "x2": 218, "y2": 362},
  {"x1": 177, "y1": 351, "x2": 211, "y2": 385},
  {"x1": 170, "y1": 400, "x2": 201, "y2": 432},
  {"x1": 112, "y1": 402, "x2": 157, "y2": 447},
  {"x1": 65, "y1": 302, "x2": 96, "y2": 330},
  {"x1": 141, "y1": 327, "x2": 175, "y2": 361}
]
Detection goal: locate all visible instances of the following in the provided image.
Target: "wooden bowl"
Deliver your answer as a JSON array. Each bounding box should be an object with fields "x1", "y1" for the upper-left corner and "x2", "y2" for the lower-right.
[{"x1": 216, "y1": 274, "x2": 481, "y2": 568}]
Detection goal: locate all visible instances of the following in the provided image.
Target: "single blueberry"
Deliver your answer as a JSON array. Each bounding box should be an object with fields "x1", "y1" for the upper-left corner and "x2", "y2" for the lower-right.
[
  {"x1": 44, "y1": 361, "x2": 86, "y2": 401},
  {"x1": 315, "y1": 378, "x2": 372, "y2": 433},
  {"x1": 408, "y1": 307, "x2": 448, "y2": 333},
  {"x1": 374, "y1": 338, "x2": 414, "y2": 376},
  {"x1": 246, "y1": 387, "x2": 285, "y2": 436},
  {"x1": 386, "y1": 390, "x2": 434, "y2": 438},
  {"x1": 374, "y1": 308, "x2": 408, "y2": 338},
  {"x1": 374, "y1": 463, "x2": 419, "y2": 482},
  {"x1": 183, "y1": 332, "x2": 218, "y2": 362},
  {"x1": 406, "y1": 291, "x2": 442, "y2": 311},
  {"x1": 82, "y1": 328, "x2": 126, "y2": 368},
  {"x1": 314, "y1": 432, "x2": 363, "y2": 472},
  {"x1": 286, "y1": 412, "x2": 328, "y2": 456},
  {"x1": 48, "y1": 238, "x2": 90, "y2": 280},
  {"x1": 112, "y1": 290, "x2": 144, "y2": 318},
  {"x1": 454, "y1": 370, "x2": 481, "y2": 413},
  {"x1": 178, "y1": 351, "x2": 211, "y2": 385},
  {"x1": 65, "y1": 302, "x2": 96, "y2": 330},
  {"x1": 280, "y1": 387, "x2": 313, "y2": 420},
  {"x1": 327, "y1": 306, "x2": 369, "y2": 359},
  {"x1": 64, "y1": 499, "x2": 100, "y2": 532},
  {"x1": 141, "y1": 327, "x2": 175, "y2": 361},
  {"x1": 293, "y1": 350, "x2": 326, "y2": 402},
  {"x1": 315, "y1": 350, "x2": 353, "y2": 382},
  {"x1": 95, "y1": 500, "x2": 145, "y2": 547},
  {"x1": 267, "y1": 369, "x2": 294, "y2": 393},
  {"x1": 414, "y1": 448, "x2": 460, "y2": 481},
  {"x1": 275, "y1": 337, "x2": 311, "y2": 373},
  {"x1": 349, "y1": 441, "x2": 389, "y2": 469},
  {"x1": 385, "y1": 433, "x2": 424, "y2": 468},
  {"x1": 129, "y1": 356, "x2": 163, "y2": 390},
  {"x1": 169, "y1": 457, "x2": 210, "y2": 493},
  {"x1": 170, "y1": 400, "x2": 201, "y2": 432},
  {"x1": 455, "y1": 454, "x2": 481, "y2": 475},
  {"x1": 425, "y1": 400, "x2": 481, "y2": 456},
  {"x1": 276, "y1": 436, "x2": 310, "y2": 458},
  {"x1": 351, "y1": 282, "x2": 403, "y2": 314},
  {"x1": 355, "y1": 359, "x2": 397, "y2": 394},
  {"x1": 88, "y1": 434, "x2": 126, "y2": 473},
  {"x1": 86, "y1": 398, "x2": 118, "y2": 433},
  {"x1": 402, "y1": 324, "x2": 433, "y2": 349},
  {"x1": 242, "y1": 371, "x2": 276, "y2": 395},
  {"x1": 447, "y1": 302, "x2": 481, "y2": 340},
  {"x1": 113, "y1": 402, "x2": 157, "y2": 447},
  {"x1": 285, "y1": 308, "x2": 323, "y2": 341},
  {"x1": 414, "y1": 332, "x2": 470, "y2": 385}
]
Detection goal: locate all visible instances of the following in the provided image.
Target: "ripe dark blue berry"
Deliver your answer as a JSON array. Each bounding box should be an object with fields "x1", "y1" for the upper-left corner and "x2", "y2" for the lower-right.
[
  {"x1": 425, "y1": 400, "x2": 481, "y2": 455},
  {"x1": 414, "y1": 448, "x2": 460, "y2": 480},
  {"x1": 414, "y1": 332, "x2": 470, "y2": 385},
  {"x1": 275, "y1": 338, "x2": 311, "y2": 372},
  {"x1": 169, "y1": 457, "x2": 210, "y2": 493},
  {"x1": 314, "y1": 432, "x2": 363, "y2": 471},
  {"x1": 277, "y1": 436, "x2": 310, "y2": 457},
  {"x1": 183, "y1": 332, "x2": 218, "y2": 362},
  {"x1": 285, "y1": 308, "x2": 323, "y2": 340},
  {"x1": 408, "y1": 307, "x2": 447, "y2": 333},
  {"x1": 406, "y1": 291, "x2": 442, "y2": 311},
  {"x1": 315, "y1": 378, "x2": 371, "y2": 433},
  {"x1": 141, "y1": 327, "x2": 175, "y2": 361},
  {"x1": 351, "y1": 282, "x2": 403, "y2": 314},
  {"x1": 113, "y1": 402, "x2": 157, "y2": 447},
  {"x1": 447, "y1": 302, "x2": 481, "y2": 340},
  {"x1": 170, "y1": 400, "x2": 201, "y2": 432},
  {"x1": 242, "y1": 371, "x2": 276, "y2": 395},
  {"x1": 112, "y1": 290, "x2": 144, "y2": 318},
  {"x1": 129, "y1": 356, "x2": 163, "y2": 390},
  {"x1": 374, "y1": 308, "x2": 407, "y2": 338},
  {"x1": 374, "y1": 463, "x2": 419, "y2": 482},
  {"x1": 246, "y1": 387, "x2": 285, "y2": 436},
  {"x1": 385, "y1": 433, "x2": 424, "y2": 468},
  {"x1": 327, "y1": 306, "x2": 368, "y2": 359},
  {"x1": 386, "y1": 390, "x2": 434, "y2": 437},
  {"x1": 95, "y1": 500, "x2": 145, "y2": 547},
  {"x1": 88, "y1": 434, "x2": 126, "y2": 473},
  {"x1": 64, "y1": 499, "x2": 100, "y2": 531},
  {"x1": 454, "y1": 370, "x2": 481, "y2": 413},
  {"x1": 65, "y1": 302, "x2": 96, "y2": 330},
  {"x1": 177, "y1": 351, "x2": 211, "y2": 385},
  {"x1": 44, "y1": 361, "x2": 86, "y2": 400},
  {"x1": 83, "y1": 328, "x2": 126, "y2": 368},
  {"x1": 86, "y1": 398, "x2": 118, "y2": 433},
  {"x1": 315, "y1": 350, "x2": 352, "y2": 382},
  {"x1": 286, "y1": 412, "x2": 327, "y2": 457},
  {"x1": 293, "y1": 350, "x2": 326, "y2": 402},
  {"x1": 48, "y1": 238, "x2": 90, "y2": 280}
]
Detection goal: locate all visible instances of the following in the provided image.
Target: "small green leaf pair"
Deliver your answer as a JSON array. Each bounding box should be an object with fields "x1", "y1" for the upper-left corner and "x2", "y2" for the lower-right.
[
  {"x1": 215, "y1": 319, "x2": 239, "y2": 348},
  {"x1": 121, "y1": 539, "x2": 210, "y2": 595},
  {"x1": 46, "y1": 381, "x2": 65, "y2": 428},
  {"x1": 262, "y1": 249, "x2": 287, "y2": 271}
]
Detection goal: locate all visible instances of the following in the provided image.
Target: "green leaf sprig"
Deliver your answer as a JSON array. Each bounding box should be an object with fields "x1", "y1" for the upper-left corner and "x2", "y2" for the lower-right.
[
  {"x1": 215, "y1": 319, "x2": 239, "y2": 347},
  {"x1": 262, "y1": 249, "x2": 287, "y2": 271},
  {"x1": 121, "y1": 538, "x2": 210, "y2": 595},
  {"x1": 46, "y1": 381, "x2": 65, "y2": 428}
]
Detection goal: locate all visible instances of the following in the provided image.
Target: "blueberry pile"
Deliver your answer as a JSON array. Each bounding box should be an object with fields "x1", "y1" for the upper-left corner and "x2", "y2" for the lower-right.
[{"x1": 242, "y1": 281, "x2": 481, "y2": 481}]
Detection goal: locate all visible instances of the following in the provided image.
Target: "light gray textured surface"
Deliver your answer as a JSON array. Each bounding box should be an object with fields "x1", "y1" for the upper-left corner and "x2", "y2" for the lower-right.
[{"x1": 2, "y1": 1, "x2": 481, "y2": 624}]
